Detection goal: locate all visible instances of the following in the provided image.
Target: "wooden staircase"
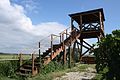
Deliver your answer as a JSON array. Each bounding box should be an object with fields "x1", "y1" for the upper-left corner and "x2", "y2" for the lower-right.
[{"x1": 16, "y1": 27, "x2": 81, "y2": 76}]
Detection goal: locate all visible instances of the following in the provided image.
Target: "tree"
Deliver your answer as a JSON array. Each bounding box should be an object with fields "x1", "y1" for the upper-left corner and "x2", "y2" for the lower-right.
[{"x1": 94, "y1": 30, "x2": 120, "y2": 80}]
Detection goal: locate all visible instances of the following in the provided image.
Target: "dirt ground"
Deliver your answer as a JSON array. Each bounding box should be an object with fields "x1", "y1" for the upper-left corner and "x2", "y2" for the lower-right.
[{"x1": 54, "y1": 67, "x2": 96, "y2": 80}]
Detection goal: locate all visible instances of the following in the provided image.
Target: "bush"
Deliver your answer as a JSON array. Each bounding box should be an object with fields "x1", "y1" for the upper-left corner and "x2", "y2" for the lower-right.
[
  {"x1": 41, "y1": 61, "x2": 66, "y2": 75},
  {"x1": 0, "y1": 60, "x2": 19, "y2": 78},
  {"x1": 94, "y1": 30, "x2": 120, "y2": 80}
]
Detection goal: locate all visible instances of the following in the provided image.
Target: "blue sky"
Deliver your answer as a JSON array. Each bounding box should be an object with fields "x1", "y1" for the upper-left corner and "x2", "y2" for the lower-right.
[
  {"x1": 12, "y1": 0, "x2": 120, "y2": 33},
  {"x1": 0, "y1": 0, "x2": 119, "y2": 53}
]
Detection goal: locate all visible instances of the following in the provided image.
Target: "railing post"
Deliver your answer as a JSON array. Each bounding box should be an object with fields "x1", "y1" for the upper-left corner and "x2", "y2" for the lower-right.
[
  {"x1": 39, "y1": 42, "x2": 41, "y2": 66},
  {"x1": 19, "y1": 53, "x2": 22, "y2": 66},
  {"x1": 63, "y1": 46, "x2": 66, "y2": 65},
  {"x1": 51, "y1": 34, "x2": 53, "y2": 59},
  {"x1": 32, "y1": 53, "x2": 35, "y2": 75},
  {"x1": 62, "y1": 33, "x2": 64, "y2": 47},
  {"x1": 60, "y1": 33, "x2": 61, "y2": 43},
  {"x1": 66, "y1": 29, "x2": 67, "y2": 39},
  {"x1": 68, "y1": 45, "x2": 71, "y2": 68}
]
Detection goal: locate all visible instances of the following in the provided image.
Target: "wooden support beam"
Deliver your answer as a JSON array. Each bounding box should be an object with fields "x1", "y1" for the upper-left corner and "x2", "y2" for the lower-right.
[
  {"x1": 77, "y1": 41, "x2": 80, "y2": 53},
  {"x1": 71, "y1": 18, "x2": 74, "y2": 31},
  {"x1": 99, "y1": 12, "x2": 103, "y2": 30},
  {"x1": 80, "y1": 39, "x2": 83, "y2": 61},
  {"x1": 76, "y1": 41, "x2": 90, "y2": 49},
  {"x1": 66, "y1": 29, "x2": 68, "y2": 39},
  {"x1": 62, "y1": 33, "x2": 64, "y2": 47},
  {"x1": 32, "y1": 53, "x2": 35, "y2": 75},
  {"x1": 39, "y1": 42, "x2": 41, "y2": 66},
  {"x1": 81, "y1": 49, "x2": 90, "y2": 57},
  {"x1": 63, "y1": 46, "x2": 66, "y2": 64},
  {"x1": 76, "y1": 40, "x2": 81, "y2": 60},
  {"x1": 83, "y1": 40, "x2": 93, "y2": 48},
  {"x1": 68, "y1": 45, "x2": 71, "y2": 68},
  {"x1": 51, "y1": 34, "x2": 53, "y2": 59},
  {"x1": 97, "y1": 35, "x2": 100, "y2": 43},
  {"x1": 72, "y1": 41, "x2": 77, "y2": 65},
  {"x1": 79, "y1": 15, "x2": 82, "y2": 30},
  {"x1": 19, "y1": 53, "x2": 22, "y2": 66}
]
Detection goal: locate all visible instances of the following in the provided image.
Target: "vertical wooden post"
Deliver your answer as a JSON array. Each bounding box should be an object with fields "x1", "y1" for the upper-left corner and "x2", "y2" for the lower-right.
[
  {"x1": 39, "y1": 42, "x2": 41, "y2": 67},
  {"x1": 60, "y1": 33, "x2": 61, "y2": 43},
  {"x1": 99, "y1": 12, "x2": 104, "y2": 36},
  {"x1": 62, "y1": 33, "x2": 65, "y2": 64},
  {"x1": 77, "y1": 41, "x2": 80, "y2": 62},
  {"x1": 71, "y1": 18, "x2": 74, "y2": 31},
  {"x1": 19, "y1": 53, "x2": 22, "y2": 66},
  {"x1": 72, "y1": 41, "x2": 76, "y2": 65},
  {"x1": 51, "y1": 34, "x2": 53, "y2": 59},
  {"x1": 80, "y1": 39, "x2": 83, "y2": 61},
  {"x1": 97, "y1": 35, "x2": 100, "y2": 43},
  {"x1": 68, "y1": 45, "x2": 71, "y2": 68},
  {"x1": 63, "y1": 46, "x2": 66, "y2": 65},
  {"x1": 79, "y1": 15, "x2": 82, "y2": 30},
  {"x1": 66, "y1": 29, "x2": 67, "y2": 39},
  {"x1": 99, "y1": 12, "x2": 102, "y2": 29},
  {"x1": 32, "y1": 53, "x2": 35, "y2": 75},
  {"x1": 39, "y1": 42, "x2": 40, "y2": 58},
  {"x1": 62, "y1": 33, "x2": 64, "y2": 47}
]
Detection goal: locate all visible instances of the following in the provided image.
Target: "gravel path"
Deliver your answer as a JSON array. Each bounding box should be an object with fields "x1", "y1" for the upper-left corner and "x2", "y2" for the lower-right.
[{"x1": 54, "y1": 67, "x2": 96, "y2": 80}]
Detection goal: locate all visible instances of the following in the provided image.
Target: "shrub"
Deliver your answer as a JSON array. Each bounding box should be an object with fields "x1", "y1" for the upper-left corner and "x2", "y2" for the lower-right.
[
  {"x1": 0, "y1": 60, "x2": 19, "y2": 77},
  {"x1": 94, "y1": 29, "x2": 120, "y2": 80},
  {"x1": 41, "y1": 61, "x2": 65, "y2": 74}
]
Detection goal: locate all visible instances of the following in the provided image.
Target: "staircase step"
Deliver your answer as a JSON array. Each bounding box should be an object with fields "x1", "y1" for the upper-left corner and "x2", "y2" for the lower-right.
[
  {"x1": 23, "y1": 65, "x2": 36, "y2": 69},
  {"x1": 44, "y1": 55, "x2": 50, "y2": 59},
  {"x1": 16, "y1": 72, "x2": 29, "y2": 76},
  {"x1": 53, "y1": 44, "x2": 60, "y2": 51},
  {"x1": 42, "y1": 52, "x2": 49, "y2": 58},
  {"x1": 20, "y1": 67, "x2": 32, "y2": 72},
  {"x1": 34, "y1": 62, "x2": 41, "y2": 66},
  {"x1": 46, "y1": 48, "x2": 51, "y2": 53},
  {"x1": 53, "y1": 44, "x2": 60, "y2": 48}
]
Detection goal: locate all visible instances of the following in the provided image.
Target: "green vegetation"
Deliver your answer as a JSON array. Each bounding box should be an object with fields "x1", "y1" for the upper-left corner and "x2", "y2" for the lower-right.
[
  {"x1": 0, "y1": 53, "x2": 31, "y2": 60},
  {"x1": 93, "y1": 30, "x2": 120, "y2": 80},
  {"x1": 28, "y1": 63, "x2": 95, "y2": 80},
  {"x1": 0, "y1": 59, "x2": 95, "y2": 80},
  {"x1": 0, "y1": 54, "x2": 32, "y2": 80},
  {"x1": 0, "y1": 60, "x2": 21, "y2": 80}
]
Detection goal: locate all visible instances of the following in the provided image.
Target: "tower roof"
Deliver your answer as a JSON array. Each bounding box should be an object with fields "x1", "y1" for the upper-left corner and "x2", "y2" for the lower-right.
[{"x1": 69, "y1": 8, "x2": 105, "y2": 24}]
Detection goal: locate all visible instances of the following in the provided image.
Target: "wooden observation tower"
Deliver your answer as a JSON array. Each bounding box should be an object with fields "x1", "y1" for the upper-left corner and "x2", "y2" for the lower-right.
[
  {"x1": 69, "y1": 8, "x2": 105, "y2": 61},
  {"x1": 17, "y1": 8, "x2": 105, "y2": 76}
]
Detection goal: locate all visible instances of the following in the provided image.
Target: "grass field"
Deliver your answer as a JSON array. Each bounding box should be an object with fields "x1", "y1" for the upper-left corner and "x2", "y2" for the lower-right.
[{"x1": 0, "y1": 53, "x2": 32, "y2": 60}]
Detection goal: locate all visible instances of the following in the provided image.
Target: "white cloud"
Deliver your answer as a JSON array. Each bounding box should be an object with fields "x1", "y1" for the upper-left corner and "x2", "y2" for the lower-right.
[
  {"x1": 19, "y1": 0, "x2": 39, "y2": 14},
  {"x1": 0, "y1": 0, "x2": 66, "y2": 53}
]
